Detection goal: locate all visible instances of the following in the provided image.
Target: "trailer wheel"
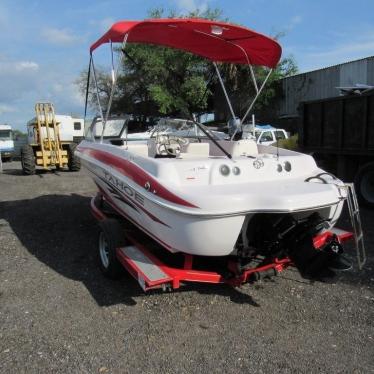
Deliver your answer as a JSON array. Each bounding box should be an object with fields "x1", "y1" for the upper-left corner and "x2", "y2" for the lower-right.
[
  {"x1": 98, "y1": 219, "x2": 126, "y2": 279},
  {"x1": 355, "y1": 162, "x2": 374, "y2": 208},
  {"x1": 67, "y1": 143, "x2": 81, "y2": 171},
  {"x1": 21, "y1": 145, "x2": 36, "y2": 175}
]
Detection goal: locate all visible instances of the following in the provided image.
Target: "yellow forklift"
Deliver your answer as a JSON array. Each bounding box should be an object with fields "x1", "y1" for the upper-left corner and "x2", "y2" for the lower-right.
[{"x1": 21, "y1": 103, "x2": 81, "y2": 175}]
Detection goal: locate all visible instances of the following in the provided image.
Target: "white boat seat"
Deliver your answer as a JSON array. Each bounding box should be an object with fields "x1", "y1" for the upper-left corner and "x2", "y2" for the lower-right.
[
  {"x1": 122, "y1": 143, "x2": 149, "y2": 157},
  {"x1": 208, "y1": 139, "x2": 258, "y2": 157},
  {"x1": 180, "y1": 142, "x2": 210, "y2": 157}
]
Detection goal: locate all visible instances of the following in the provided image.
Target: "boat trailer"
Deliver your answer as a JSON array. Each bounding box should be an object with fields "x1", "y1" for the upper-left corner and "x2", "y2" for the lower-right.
[{"x1": 90, "y1": 192, "x2": 357, "y2": 292}]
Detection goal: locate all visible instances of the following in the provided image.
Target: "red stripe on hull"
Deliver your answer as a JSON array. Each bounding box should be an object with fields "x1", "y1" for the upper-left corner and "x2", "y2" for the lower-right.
[
  {"x1": 94, "y1": 177, "x2": 170, "y2": 227},
  {"x1": 78, "y1": 146, "x2": 198, "y2": 208},
  {"x1": 97, "y1": 185, "x2": 177, "y2": 252}
]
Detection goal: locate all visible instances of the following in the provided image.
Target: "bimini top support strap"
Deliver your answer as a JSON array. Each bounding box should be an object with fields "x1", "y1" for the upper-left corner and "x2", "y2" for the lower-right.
[
  {"x1": 241, "y1": 68, "x2": 273, "y2": 124},
  {"x1": 100, "y1": 33, "x2": 129, "y2": 143},
  {"x1": 84, "y1": 55, "x2": 92, "y2": 121},
  {"x1": 90, "y1": 57, "x2": 105, "y2": 131},
  {"x1": 249, "y1": 65, "x2": 259, "y2": 94}
]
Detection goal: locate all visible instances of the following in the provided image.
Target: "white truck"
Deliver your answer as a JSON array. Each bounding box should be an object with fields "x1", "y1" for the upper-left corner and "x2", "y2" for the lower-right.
[
  {"x1": 228, "y1": 119, "x2": 289, "y2": 145},
  {"x1": 0, "y1": 124, "x2": 14, "y2": 161},
  {"x1": 240, "y1": 124, "x2": 288, "y2": 145},
  {"x1": 27, "y1": 115, "x2": 84, "y2": 145}
]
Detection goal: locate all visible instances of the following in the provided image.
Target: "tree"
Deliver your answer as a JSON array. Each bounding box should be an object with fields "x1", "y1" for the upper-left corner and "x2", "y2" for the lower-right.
[
  {"x1": 77, "y1": 7, "x2": 298, "y2": 121},
  {"x1": 12, "y1": 129, "x2": 27, "y2": 139},
  {"x1": 77, "y1": 8, "x2": 225, "y2": 118},
  {"x1": 215, "y1": 52, "x2": 298, "y2": 122}
]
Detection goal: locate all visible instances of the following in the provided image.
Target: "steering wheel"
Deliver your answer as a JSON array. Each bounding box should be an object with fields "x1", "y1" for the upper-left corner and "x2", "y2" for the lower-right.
[{"x1": 156, "y1": 135, "x2": 189, "y2": 156}]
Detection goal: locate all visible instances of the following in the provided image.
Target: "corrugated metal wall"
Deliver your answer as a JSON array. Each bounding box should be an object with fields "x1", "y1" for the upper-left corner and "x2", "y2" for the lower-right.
[{"x1": 280, "y1": 56, "x2": 374, "y2": 117}]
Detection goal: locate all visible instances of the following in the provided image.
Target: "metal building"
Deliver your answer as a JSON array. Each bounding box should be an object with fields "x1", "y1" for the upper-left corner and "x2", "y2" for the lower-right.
[{"x1": 280, "y1": 56, "x2": 374, "y2": 119}]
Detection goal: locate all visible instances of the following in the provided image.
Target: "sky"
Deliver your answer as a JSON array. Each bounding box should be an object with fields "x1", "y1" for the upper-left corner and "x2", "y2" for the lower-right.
[{"x1": 1, "y1": 0, "x2": 373, "y2": 131}]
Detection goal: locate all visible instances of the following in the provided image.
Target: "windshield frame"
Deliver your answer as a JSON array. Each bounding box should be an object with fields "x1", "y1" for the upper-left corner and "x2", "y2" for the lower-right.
[
  {"x1": 87, "y1": 116, "x2": 129, "y2": 141},
  {"x1": 150, "y1": 118, "x2": 220, "y2": 140}
]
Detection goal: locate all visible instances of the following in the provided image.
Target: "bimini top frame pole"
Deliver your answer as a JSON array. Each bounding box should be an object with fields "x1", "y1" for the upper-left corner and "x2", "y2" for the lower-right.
[
  {"x1": 213, "y1": 62, "x2": 236, "y2": 121},
  {"x1": 213, "y1": 61, "x2": 273, "y2": 141},
  {"x1": 190, "y1": 25, "x2": 275, "y2": 140},
  {"x1": 86, "y1": 18, "x2": 281, "y2": 148},
  {"x1": 100, "y1": 33, "x2": 129, "y2": 143},
  {"x1": 241, "y1": 68, "x2": 272, "y2": 124},
  {"x1": 88, "y1": 34, "x2": 128, "y2": 143},
  {"x1": 90, "y1": 58, "x2": 105, "y2": 129}
]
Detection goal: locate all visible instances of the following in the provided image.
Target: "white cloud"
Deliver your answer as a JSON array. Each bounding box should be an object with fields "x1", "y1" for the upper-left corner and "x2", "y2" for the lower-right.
[
  {"x1": 0, "y1": 104, "x2": 15, "y2": 115},
  {"x1": 0, "y1": 59, "x2": 39, "y2": 74},
  {"x1": 100, "y1": 17, "x2": 115, "y2": 32},
  {"x1": 54, "y1": 83, "x2": 63, "y2": 92},
  {"x1": 90, "y1": 17, "x2": 115, "y2": 32},
  {"x1": 41, "y1": 27, "x2": 83, "y2": 46},
  {"x1": 298, "y1": 29, "x2": 374, "y2": 72},
  {"x1": 0, "y1": 55, "x2": 84, "y2": 130},
  {"x1": 308, "y1": 40, "x2": 374, "y2": 61},
  {"x1": 173, "y1": 0, "x2": 210, "y2": 13},
  {"x1": 283, "y1": 15, "x2": 302, "y2": 33},
  {"x1": 15, "y1": 61, "x2": 39, "y2": 72},
  {"x1": 290, "y1": 15, "x2": 302, "y2": 27},
  {"x1": 0, "y1": 58, "x2": 40, "y2": 103}
]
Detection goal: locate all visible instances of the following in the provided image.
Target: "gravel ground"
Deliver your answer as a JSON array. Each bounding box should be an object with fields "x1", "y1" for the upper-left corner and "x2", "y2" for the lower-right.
[{"x1": 0, "y1": 161, "x2": 373, "y2": 374}]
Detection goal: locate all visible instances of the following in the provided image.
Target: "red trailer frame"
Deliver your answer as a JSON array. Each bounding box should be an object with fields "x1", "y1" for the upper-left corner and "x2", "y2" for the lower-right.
[{"x1": 91, "y1": 192, "x2": 354, "y2": 292}]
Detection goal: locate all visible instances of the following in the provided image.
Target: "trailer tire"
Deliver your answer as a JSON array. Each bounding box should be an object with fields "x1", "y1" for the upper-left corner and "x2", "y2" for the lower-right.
[
  {"x1": 98, "y1": 219, "x2": 126, "y2": 279},
  {"x1": 355, "y1": 162, "x2": 374, "y2": 208},
  {"x1": 21, "y1": 145, "x2": 36, "y2": 175},
  {"x1": 67, "y1": 143, "x2": 81, "y2": 171}
]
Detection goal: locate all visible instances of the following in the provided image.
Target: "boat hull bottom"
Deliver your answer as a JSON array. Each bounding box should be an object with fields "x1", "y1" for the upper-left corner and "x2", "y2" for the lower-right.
[{"x1": 96, "y1": 178, "x2": 343, "y2": 258}]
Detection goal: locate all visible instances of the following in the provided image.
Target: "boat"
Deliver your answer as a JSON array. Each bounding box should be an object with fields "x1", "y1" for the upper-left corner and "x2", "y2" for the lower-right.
[{"x1": 77, "y1": 18, "x2": 365, "y2": 284}]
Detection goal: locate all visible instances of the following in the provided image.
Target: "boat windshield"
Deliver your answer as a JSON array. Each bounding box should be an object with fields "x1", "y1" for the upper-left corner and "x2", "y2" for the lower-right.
[
  {"x1": 86, "y1": 116, "x2": 226, "y2": 143},
  {"x1": 151, "y1": 118, "x2": 224, "y2": 140},
  {"x1": 87, "y1": 117, "x2": 128, "y2": 140}
]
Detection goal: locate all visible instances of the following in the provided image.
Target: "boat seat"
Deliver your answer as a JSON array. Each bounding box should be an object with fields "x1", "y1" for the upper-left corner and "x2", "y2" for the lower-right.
[
  {"x1": 121, "y1": 143, "x2": 149, "y2": 157},
  {"x1": 208, "y1": 139, "x2": 258, "y2": 157},
  {"x1": 180, "y1": 142, "x2": 210, "y2": 157},
  {"x1": 147, "y1": 138, "x2": 210, "y2": 158}
]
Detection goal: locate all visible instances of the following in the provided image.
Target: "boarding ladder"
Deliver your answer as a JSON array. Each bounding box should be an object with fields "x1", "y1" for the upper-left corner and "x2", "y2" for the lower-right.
[
  {"x1": 344, "y1": 183, "x2": 366, "y2": 269},
  {"x1": 305, "y1": 173, "x2": 366, "y2": 269}
]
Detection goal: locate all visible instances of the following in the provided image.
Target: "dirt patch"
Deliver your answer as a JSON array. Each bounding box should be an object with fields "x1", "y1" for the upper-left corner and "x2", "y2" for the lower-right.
[{"x1": 0, "y1": 161, "x2": 373, "y2": 373}]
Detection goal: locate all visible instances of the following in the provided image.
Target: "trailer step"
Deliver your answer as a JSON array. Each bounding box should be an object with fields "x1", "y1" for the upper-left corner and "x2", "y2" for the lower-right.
[
  {"x1": 345, "y1": 183, "x2": 366, "y2": 269},
  {"x1": 117, "y1": 246, "x2": 172, "y2": 291},
  {"x1": 329, "y1": 227, "x2": 353, "y2": 241},
  {"x1": 313, "y1": 227, "x2": 354, "y2": 249}
]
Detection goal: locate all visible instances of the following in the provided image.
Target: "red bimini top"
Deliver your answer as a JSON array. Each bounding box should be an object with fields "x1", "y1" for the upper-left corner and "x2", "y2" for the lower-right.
[{"x1": 90, "y1": 18, "x2": 282, "y2": 68}]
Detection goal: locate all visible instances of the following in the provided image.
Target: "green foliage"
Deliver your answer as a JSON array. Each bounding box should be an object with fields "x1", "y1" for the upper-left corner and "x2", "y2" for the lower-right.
[
  {"x1": 77, "y1": 7, "x2": 298, "y2": 119},
  {"x1": 218, "y1": 53, "x2": 298, "y2": 118},
  {"x1": 277, "y1": 134, "x2": 299, "y2": 150},
  {"x1": 148, "y1": 7, "x2": 225, "y2": 21},
  {"x1": 12, "y1": 129, "x2": 27, "y2": 138},
  {"x1": 121, "y1": 41, "x2": 210, "y2": 116}
]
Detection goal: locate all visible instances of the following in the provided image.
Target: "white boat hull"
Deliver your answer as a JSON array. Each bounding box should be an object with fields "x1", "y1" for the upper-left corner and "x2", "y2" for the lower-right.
[{"x1": 77, "y1": 141, "x2": 345, "y2": 256}]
